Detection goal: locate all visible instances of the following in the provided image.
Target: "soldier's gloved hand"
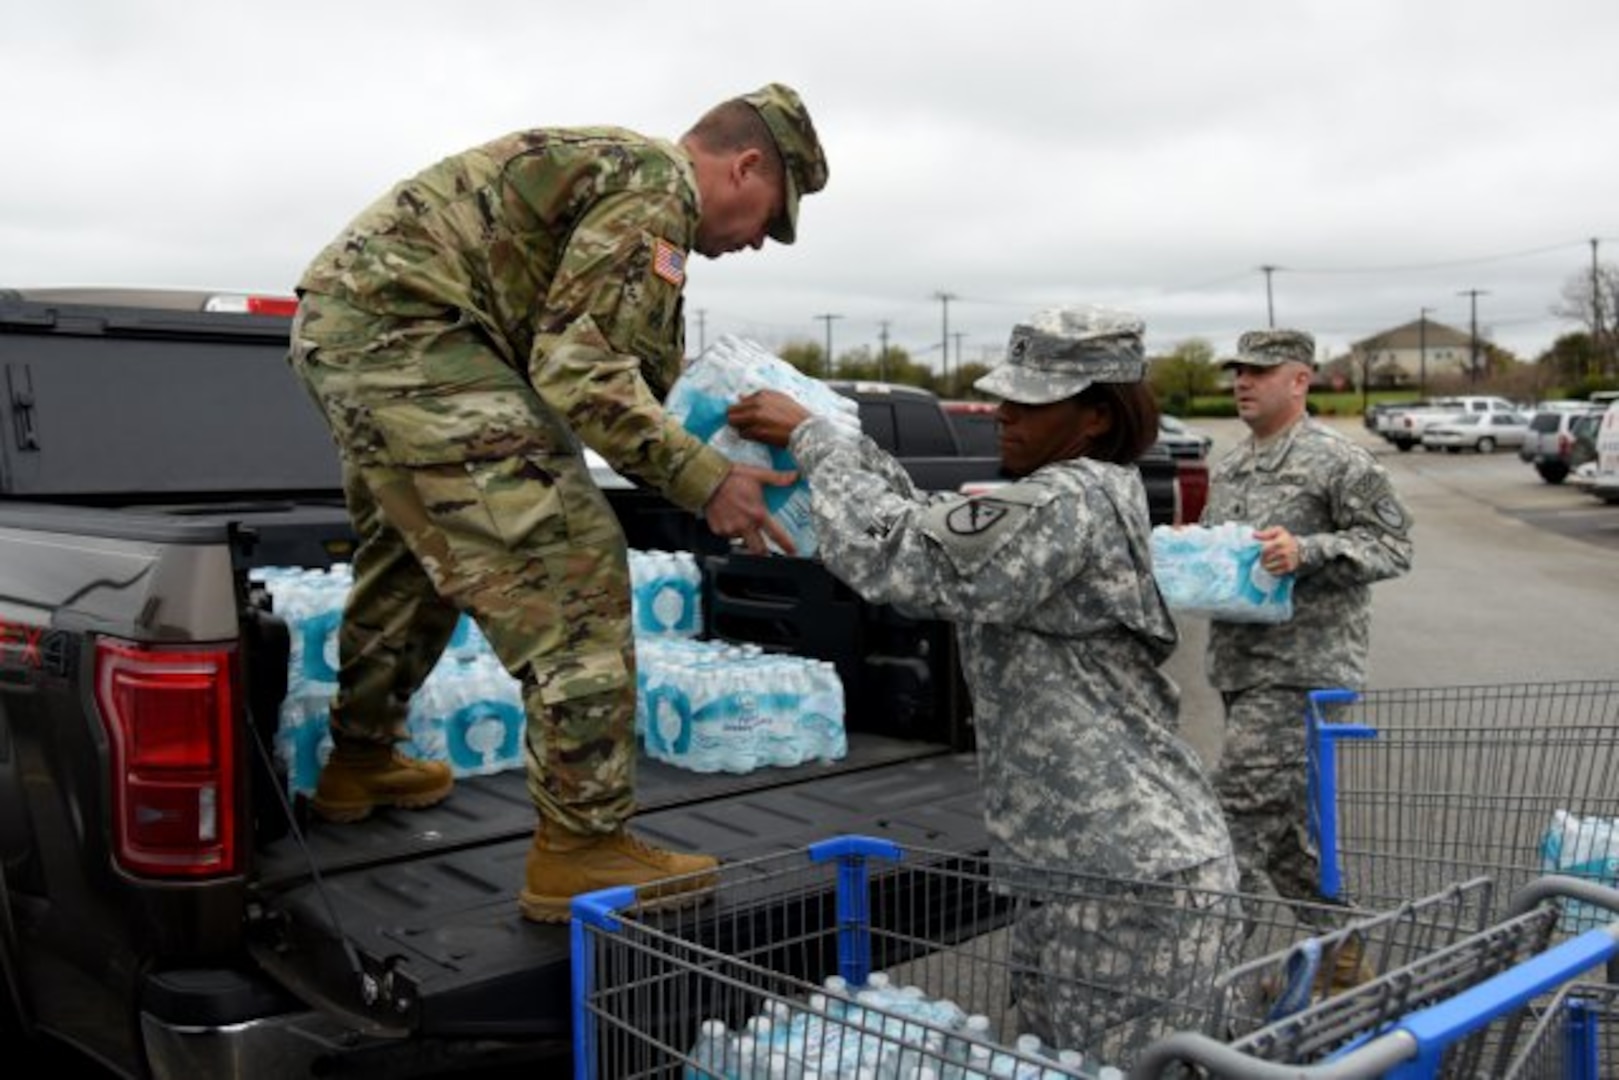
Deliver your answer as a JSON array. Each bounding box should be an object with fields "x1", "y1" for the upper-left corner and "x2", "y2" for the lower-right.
[
  {"x1": 704, "y1": 464, "x2": 799, "y2": 556},
  {"x1": 728, "y1": 390, "x2": 811, "y2": 448}
]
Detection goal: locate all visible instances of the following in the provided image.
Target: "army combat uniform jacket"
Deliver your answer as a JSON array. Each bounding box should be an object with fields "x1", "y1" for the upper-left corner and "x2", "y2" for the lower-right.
[
  {"x1": 790, "y1": 417, "x2": 1232, "y2": 880},
  {"x1": 295, "y1": 126, "x2": 730, "y2": 511},
  {"x1": 1202, "y1": 417, "x2": 1414, "y2": 692}
]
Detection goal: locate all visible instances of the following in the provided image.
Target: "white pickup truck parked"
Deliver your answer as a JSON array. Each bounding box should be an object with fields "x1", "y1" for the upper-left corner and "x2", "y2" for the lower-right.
[{"x1": 1382, "y1": 395, "x2": 1521, "y2": 451}]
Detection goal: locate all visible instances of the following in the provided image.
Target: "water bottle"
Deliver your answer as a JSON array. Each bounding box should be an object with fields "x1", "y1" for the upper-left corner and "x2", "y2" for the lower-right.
[
  {"x1": 643, "y1": 659, "x2": 700, "y2": 767},
  {"x1": 444, "y1": 655, "x2": 523, "y2": 776},
  {"x1": 940, "y1": 1013, "x2": 992, "y2": 1080},
  {"x1": 275, "y1": 690, "x2": 331, "y2": 798},
  {"x1": 799, "y1": 660, "x2": 848, "y2": 763},
  {"x1": 403, "y1": 659, "x2": 452, "y2": 767},
  {"x1": 686, "y1": 1018, "x2": 734, "y2": 1079}
]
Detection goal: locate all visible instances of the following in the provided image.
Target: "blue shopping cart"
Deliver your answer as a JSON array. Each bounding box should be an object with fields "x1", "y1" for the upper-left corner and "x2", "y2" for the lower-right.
[
  {"x1": 568, "y1": 835, "x2": 1583, "y2": 1079},
  {"x1": 1307, "y1": 681, "x2": 1619, "y2": 912},
  {"x1": 1136, "y1": 875, "x2": 1619, "y2": 1078}
]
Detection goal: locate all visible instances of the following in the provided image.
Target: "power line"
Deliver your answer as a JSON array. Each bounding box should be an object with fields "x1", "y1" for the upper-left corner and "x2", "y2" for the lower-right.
[{"x1": 1279, "y1": 239, "x2": 1587, "y2": 276}]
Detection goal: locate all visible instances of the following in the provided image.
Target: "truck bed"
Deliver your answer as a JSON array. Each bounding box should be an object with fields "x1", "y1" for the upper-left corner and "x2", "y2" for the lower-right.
[{"x1": 249, "y1": 736, "x2": 986, "y2": 1042}]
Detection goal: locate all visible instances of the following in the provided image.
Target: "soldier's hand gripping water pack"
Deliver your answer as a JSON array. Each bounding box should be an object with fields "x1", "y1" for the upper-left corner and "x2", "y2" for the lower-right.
[
  {"x1": 665, "y1": 335, "x2": 861, "y2": 557},
  {"x1": 1149, "y1": 522, "x2": 1295, "y2": 623}
]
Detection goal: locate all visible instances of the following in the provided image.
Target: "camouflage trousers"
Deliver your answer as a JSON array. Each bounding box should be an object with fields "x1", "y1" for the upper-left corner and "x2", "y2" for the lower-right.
[
  {"x1": 288, "y1": 293, "x2": 638, "y2": 835},
  {"x1": 1010, "y1": 853, "x2": 1242, "y2": 1069},
  {"x1": 1216, "y1": 685, "x2": 1337, "y2": 926}
]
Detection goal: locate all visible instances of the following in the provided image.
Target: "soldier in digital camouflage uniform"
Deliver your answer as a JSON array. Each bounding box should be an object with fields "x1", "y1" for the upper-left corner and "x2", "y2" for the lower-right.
[
  {"x1": 286, "y1": 83, "x2": 828, "y2": 923},
  {"x1": 728, "y1": 307, "x2": 1241, "y2": 1067},
  {"x1": 1202, "y1": 329, "x2": 1413, "y2": 938}
]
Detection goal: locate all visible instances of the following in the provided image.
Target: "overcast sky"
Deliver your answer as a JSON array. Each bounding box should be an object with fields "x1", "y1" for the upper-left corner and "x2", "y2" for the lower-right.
[{"x1": 6, "y1": 1, "x2": 1618, "y2": 370}]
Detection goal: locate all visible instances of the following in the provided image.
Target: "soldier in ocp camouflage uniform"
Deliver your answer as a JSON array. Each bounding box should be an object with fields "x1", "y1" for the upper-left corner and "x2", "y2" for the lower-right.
[
  {"x1": 728, "y1": 307, "x2": 1241, "y2": 1067},
  {"x1": 1202, "y1": 329, "x2": 1414, "y2": 937},
  {"x1": 285, "y1": 84, "x2": 828, "y2": 923}
]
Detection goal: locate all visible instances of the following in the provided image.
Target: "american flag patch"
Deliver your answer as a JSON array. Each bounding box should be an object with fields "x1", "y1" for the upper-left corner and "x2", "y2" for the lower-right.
[{"x1": 652, "y1": 238, "x2": 686, "y2": 286}]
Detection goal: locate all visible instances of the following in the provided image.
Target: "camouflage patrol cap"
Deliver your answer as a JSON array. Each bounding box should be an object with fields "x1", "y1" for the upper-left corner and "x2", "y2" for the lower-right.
[
  {"x1": 973, "y1": 306, "x2": 1147, "y2": 405},
  {"x1": 740, "y1": 83, "x2": 829, "y2": 244},
  {"x1": 1223, "y1": 328, "x2": 1317, "y2": 370}
]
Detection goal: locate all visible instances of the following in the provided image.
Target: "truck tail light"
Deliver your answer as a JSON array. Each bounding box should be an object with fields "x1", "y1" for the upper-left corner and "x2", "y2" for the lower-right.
[
  {"x1": 1175, "y1": 460, "x2": 1209, "y2": 526},
  {"x1": 95, "y1": 640, "x2": 241, "y2": 879},
  {"x1": 1558, "y1": 432, "x2": 1571, "y2": 455}
]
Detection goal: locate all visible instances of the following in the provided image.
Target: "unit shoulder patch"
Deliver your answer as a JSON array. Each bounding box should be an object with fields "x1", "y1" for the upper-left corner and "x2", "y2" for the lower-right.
[{"x1": 920, "y1": 483, "x2": 1057, "y2": 576}]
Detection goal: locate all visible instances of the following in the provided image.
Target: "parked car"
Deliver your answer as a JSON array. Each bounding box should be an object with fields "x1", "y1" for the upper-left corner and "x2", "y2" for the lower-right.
[
  {"x1": 1519, "y1": 405, "x2": 1606, "y2": 484},
  {"x1": 1421, "y1": 411, "x2": 1531, "y2": 453},
  {"x1": 1385, "y1": 395, "x2": 1520, "y2": 451},
  {"x1": 1157, "y1": 414, "x2": 1214, "y2": 459}
]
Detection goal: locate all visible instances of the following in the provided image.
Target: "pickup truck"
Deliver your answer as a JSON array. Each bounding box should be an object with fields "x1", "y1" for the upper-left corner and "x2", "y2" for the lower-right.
[
  {"x1": 1380, "y1": 394, "x2": 1521, "y2": 452},
  {"x1": 0, "y1": 288, "x2": 987, "y2": 1078}
]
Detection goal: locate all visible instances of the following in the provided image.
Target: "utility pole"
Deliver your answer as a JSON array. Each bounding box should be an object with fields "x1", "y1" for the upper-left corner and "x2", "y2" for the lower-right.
[
  {"x1": 1458, "y1": 289, "x2": 1488, "y2": 386},
  {"x1": 814, "y1": 314, "x2": 843, "y2": 379},
  {"x1": 1592, "y1": 238, "x2": 1604, "y2": 377},
  {"x1": 877, "y1": 320, "x2": 891, "y2": 382},
  {"x1": 1418, "y1": 306, "x2": 1433, "y2": 397},
  {"x1": 1259, "y1": 265, "x2": 1278, "y2": 328},
  {"x1": 933, "y1": 291, "x2": 957, "y2": 385},
  {"x1": 694, "y1": 308, "x2": 707, "y2": 357},
  {"x1": 950, "y1": 332, "x2": 966, "y2": 396}
]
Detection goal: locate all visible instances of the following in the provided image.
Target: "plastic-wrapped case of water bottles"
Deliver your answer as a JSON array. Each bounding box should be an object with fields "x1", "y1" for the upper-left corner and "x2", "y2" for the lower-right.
[
  {"x1": 685, "y1": 970, "x2": 1120, "y2": 1080},
  {"x1": 1148, "y1": 522, "x2": 1295, "y2": 624},
  {"x1": 637, "y1": 636, "x2": 847, "y2": 773},
  {"x1": 254, "y1": 565, "x2": 525, "y2": 797},
  {"x1": 666, "y1": 334, "x2": 863, "y2": 558},
  {"x1": 1541, "y1": 808, "x2": 1619, "y2": 931},
  {"x1": 257, "y1": 548, "x2": 846, "y2": 796},
  {"x1": 631, "y1": 549, "x2": 704, "y2": 637}
]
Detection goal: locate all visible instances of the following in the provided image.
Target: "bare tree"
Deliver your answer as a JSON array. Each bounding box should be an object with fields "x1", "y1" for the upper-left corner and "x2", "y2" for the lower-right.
[{"x1": 1552, "y1": 264, "x2": 1619, "y2": 377}]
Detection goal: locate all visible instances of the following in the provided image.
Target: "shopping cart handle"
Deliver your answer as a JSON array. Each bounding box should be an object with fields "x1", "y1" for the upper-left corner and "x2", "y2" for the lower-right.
[
  {"x1": 1129, "y1": 1028, "x2": 1416, "y2": 1079},
  {"x1": 806, "y1": 835, "x2": 904, "y2": 863},
  {"x1": 1374, "y1": 925, "x2": 1619, "y2": 1080},
  {"x1": 1509, "y1": 874, "x2": 1619, "y2": 920},
  {"x1": 570, "y1": 886, "x2": 636, "y2": 930}
]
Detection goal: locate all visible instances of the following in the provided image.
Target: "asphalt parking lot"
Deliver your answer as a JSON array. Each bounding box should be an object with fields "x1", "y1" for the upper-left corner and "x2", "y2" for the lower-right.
[{"x1": 1167, "y1": 415, "x2": 1619, "y2": 770}]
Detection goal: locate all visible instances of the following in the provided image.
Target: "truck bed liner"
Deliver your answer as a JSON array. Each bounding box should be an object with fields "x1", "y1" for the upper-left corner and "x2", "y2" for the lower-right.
[{"x1": 250, "y1": 738, "x2": 985, "y2": 1041}]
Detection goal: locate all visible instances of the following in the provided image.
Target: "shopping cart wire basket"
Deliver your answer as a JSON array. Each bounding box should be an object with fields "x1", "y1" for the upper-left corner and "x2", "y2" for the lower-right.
[
  {"x1": 569, "y1": 834, "x2": 1562, "y2": 1079},
  {"x1": 1500, "y1": 979, "x2": 1619, "y2": 1080},
  {"x1": 1307, "y1": 681, "x2": 1619, "y2": 911},
  {"x1": 1135, "y1": 874, "x2": 1619, "y2": 1079}
]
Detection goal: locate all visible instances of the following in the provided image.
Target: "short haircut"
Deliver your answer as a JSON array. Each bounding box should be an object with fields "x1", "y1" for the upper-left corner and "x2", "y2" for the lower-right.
[
  {"x1": 686, "y1": 99, "x2": 784, "y2": 177},
  {"x1": 1075, "y1": 381, "x2": 1161, "y2": 466}
]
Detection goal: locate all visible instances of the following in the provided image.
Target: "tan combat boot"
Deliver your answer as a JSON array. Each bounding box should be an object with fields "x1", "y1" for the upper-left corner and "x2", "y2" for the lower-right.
[
  {"x1": 519, "y1": 820, "x2": 719, "y2": 923},
  {"x1": 311, "y1": 741, "x2": 454, "y2": 823},
  {"x1": 1316, "y1": 931, "x2": 1378, "y2": 1000}
]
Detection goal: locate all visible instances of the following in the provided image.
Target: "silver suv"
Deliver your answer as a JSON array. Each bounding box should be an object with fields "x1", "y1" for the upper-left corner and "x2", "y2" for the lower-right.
[{"x1": 1520, "y1": 405, "x2": 1605, "y2": 484}]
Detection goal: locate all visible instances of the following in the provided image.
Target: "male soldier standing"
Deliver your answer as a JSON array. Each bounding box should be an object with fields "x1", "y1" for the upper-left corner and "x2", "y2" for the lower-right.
[
  {"x1": 287, "y1": 84, "x2": 827, "y2": 921},
  {"x1": 1203, "y1": 329, "x2": 1413, "y2": 930}
]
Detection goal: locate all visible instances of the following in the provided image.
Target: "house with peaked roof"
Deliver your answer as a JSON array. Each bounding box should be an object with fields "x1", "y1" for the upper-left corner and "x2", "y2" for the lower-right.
[{"x1": 1350, "y1": 317, "x2": 1477, "y2": 389}]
